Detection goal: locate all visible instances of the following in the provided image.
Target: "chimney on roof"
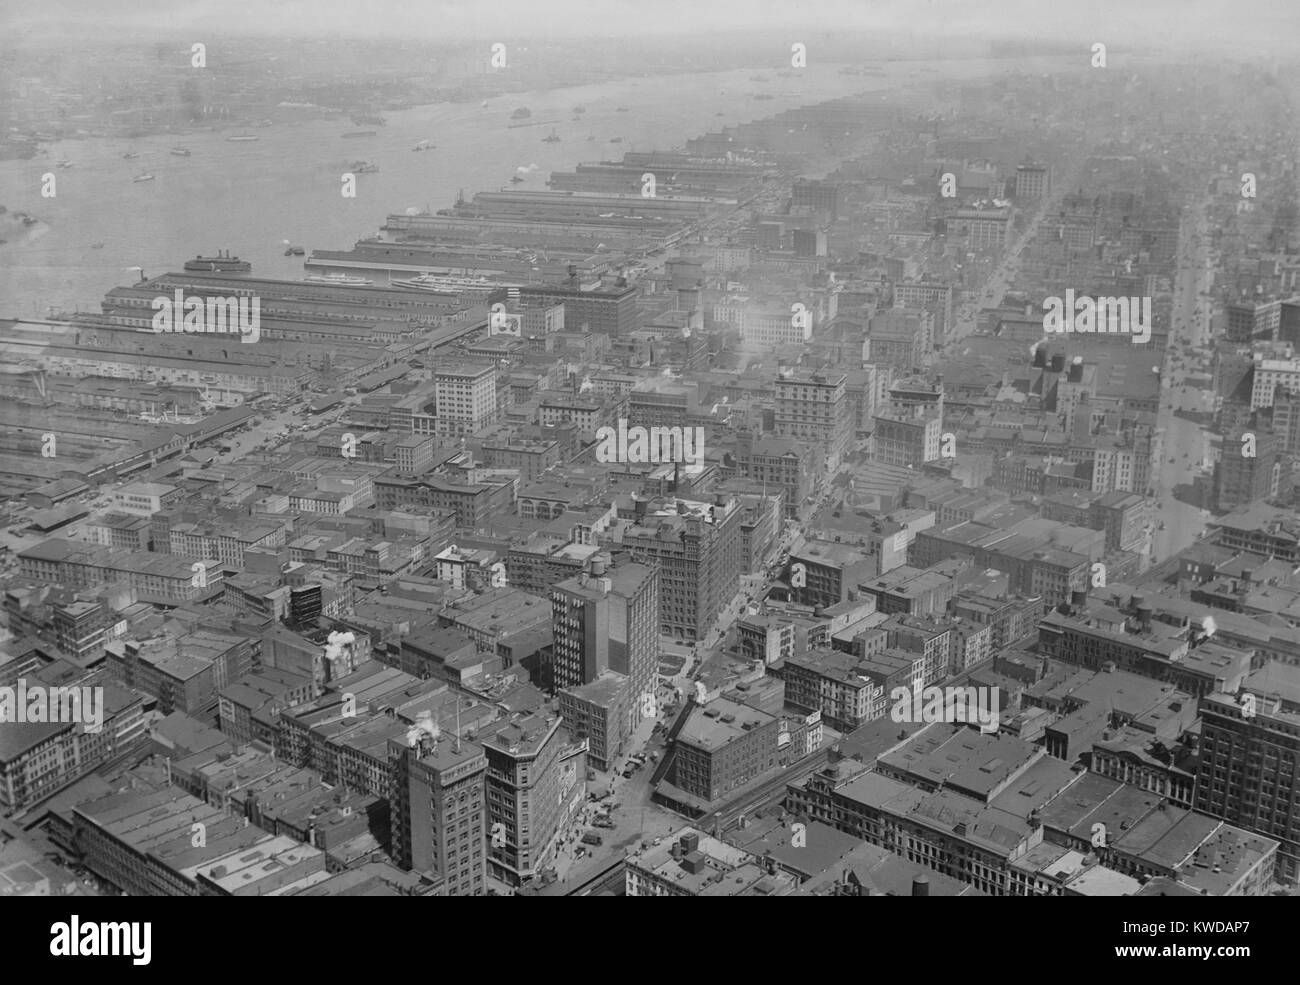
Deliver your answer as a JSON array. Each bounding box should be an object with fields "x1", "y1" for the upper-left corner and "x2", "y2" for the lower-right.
[{"x1": 912, "y1": 874, "x2": 930, "y2": 897}]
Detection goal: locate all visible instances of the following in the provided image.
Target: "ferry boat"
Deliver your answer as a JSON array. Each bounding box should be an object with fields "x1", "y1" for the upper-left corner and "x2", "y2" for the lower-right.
[
  {"x1": 284, "y1": 245, "x2": 306, "y2": 256},
  {"x1": 133, "y1": 173, "x2": 155, "y2": 182},
  {"x1": 170, "y1": 147, "x2": 191, "y2": 156},
  {"x1": 510, "y1": 107, "x2": 531, "y2": 120},
  {"x1": 226, "y1": 132, "x2": 259, "y2": 142},
  {"x1": 184, "y1": 250, "x2": 250, "y2": 273},
  {"x1": 306, "y1": 273, "x2": 373, "y2": 286},
  {"x1": 390, "y1": 273, "x2": 494, "y2": 293}
]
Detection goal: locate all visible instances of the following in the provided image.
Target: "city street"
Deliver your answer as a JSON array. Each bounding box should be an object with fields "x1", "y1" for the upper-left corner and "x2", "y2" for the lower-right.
[
  {"x1": 1151, "y1": 196, "x2": 1218, "y2": 563},
  {"x1": 951, "y1": 160, "x2": 1087, "y2": 341},
  {"x1": 550, "y1": 709, "x2": 680, "y2": 887}
]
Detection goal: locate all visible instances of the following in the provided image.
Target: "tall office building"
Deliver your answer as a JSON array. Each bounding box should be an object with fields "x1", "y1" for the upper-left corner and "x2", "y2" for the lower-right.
[
  {"x1": 434, "y1": 363, "x2": 498, "y2": 437},
  {"x1": 1014, "y1": 163, "x2": 1051, "y2": 199},
  {"x1": 774, "y1": 370, "x2": 852, "y2": 471},
  {"x1": 872, "y1": 411, "x2": 942, "y2": 467},
  {"x1": 1196, "y1": 690, "x2": 1300, "y2": 883},
  {"x1": 517, "y1": 283, "x2": 638, "y2": 335},
  {"x1": 1213, "y1": 428, "x2": 1279, "y2": 512},
  {"x1": 892, "y1": 282, "x2": 955, "y2": 343},
  {"x1": 389, "y1": 732, "x2": 488, "y2": 895},
  {"x1": 1270, "y1": 389, "x2": 1300, "y2": 457},
  {"x1": 613, "y1": 495, "x2": 744, "y2": 642},
  {"x1": 791, "y1": 178, "x2": 841, "y2": 219},
  {"x1": 551, "y1": 556, "x2": 659, "y2": 705},
  {"x1": 478, "y1": 712, "x2": 584, "y2": 887}
]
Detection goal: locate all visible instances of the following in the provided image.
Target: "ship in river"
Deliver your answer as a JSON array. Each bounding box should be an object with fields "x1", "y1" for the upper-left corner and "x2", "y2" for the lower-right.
[
  {"x1": 389, "y1": 273, "x2": 496, "y2": 294},
  {"x1": 184, "y1": 250, "x2": 250, "y2": 273},
  {"x1": 133, "y1": 173, "x2": 155, "y2": 182},
  {"x1": 347, "y1": 161, "x2": 379, "y2": 173},
  {"x1": 510, "y1": 107, "x2": 531, "y2": 120},
  {"x1": 170, "y1": 146, "x2": 191, "y2": 156},
  {"x1": 226, "y1": 132, "x2": 260, "y2": 142},
  {"x1": 306, "y1": 272, "x2": 373, "y2": 286},
  {"x1": 341, "y1": 131, "x2": 377, "y2": 139}
]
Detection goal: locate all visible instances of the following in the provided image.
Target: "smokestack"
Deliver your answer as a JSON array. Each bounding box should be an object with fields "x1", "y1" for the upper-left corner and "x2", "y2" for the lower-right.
[
  {"x1": 1049, "y1": 353, "x2": 1065, "y2": 374},
  {"x1": 1033, "y1": 347, "x2": 1047, "y2": 369},
  {"x1": 912, "y1": 874, "x2": 930, "y2": 897},
  {"x1": 1068, "y1": 356, "x2": 1084, "y2": 382}
]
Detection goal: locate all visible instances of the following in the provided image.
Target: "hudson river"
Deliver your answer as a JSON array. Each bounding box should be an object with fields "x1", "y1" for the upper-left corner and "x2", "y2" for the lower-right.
[{"x1": 0, "y1": 57, "x2": 1061, "y2": 317}]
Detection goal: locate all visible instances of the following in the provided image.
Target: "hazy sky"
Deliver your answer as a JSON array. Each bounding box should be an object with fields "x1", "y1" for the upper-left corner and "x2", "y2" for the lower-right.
[{"x1": 2, "y1": 0, "x2": 1296, "y2": 50}]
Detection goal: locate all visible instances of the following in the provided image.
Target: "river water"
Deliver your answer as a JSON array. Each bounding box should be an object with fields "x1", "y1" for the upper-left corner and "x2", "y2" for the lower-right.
[{"x1": 0, "y1": 58, "x2": 1055, "y2": 318}]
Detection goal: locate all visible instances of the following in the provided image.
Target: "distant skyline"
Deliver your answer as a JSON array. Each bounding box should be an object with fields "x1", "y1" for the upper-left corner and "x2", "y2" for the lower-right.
[{"x1": 2, "y1": 0, "x2": 1296, "y2": 51}]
